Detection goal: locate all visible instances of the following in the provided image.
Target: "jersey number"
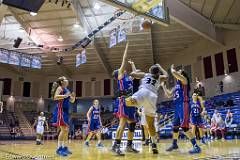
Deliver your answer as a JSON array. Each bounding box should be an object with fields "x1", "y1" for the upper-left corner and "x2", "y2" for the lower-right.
[{"x1": 146, "y1": 78, "x2": 156, "y2": 86}]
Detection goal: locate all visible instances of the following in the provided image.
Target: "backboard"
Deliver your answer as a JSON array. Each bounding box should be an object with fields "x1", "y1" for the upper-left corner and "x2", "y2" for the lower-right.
[{"x1": 103, "y1": 0, "x2": 169, "y2": 26}]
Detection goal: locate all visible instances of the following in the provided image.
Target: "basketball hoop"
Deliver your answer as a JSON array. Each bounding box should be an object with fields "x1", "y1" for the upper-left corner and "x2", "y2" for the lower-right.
[{"x1": 114, "y1": 9, "x2": 136, "y2": 21}]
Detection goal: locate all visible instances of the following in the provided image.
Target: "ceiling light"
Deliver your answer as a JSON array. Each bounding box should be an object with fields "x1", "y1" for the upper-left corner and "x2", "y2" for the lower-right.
[
  {"x1": 57, "y1": 35, "x2": 63, "y2": 42},
  {"x1": 74, "y1": 22, "x2": 80, "y2": 28},
  {"x1": 30, "y1": 12, "x2": 37, "y2": 16},
  {"x1": 94, "y1": 2, "x2": 101, "y2": 10}
]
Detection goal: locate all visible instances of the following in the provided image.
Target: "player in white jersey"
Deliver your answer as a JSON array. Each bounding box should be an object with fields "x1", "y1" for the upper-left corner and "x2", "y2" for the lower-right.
[
  {"x1": 33, "y1": 112, "x2": 48, "y2": 145},
  {"x1": 126, "y1": 61, "x2": 168, "y2": 154}
]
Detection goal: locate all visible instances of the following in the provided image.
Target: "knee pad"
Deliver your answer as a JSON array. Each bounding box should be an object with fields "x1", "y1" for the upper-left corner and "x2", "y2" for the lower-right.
[
  {"x1": 128, "y1": 122, "x2": 136, "y2": 132},
  {"x1": 173, "y1": 127, "x2": 179, "y2": 133},
  {"x1": 182, "y1": 127, "x2": 189, "y2": 132}
]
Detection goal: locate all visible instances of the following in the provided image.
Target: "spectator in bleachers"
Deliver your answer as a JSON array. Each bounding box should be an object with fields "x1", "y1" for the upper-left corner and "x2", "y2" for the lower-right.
[
  {"x1": 212, "y1": 110, "x2": 218, "y2": 122},
  {"x1": 219, "y1": 81, "x2": 224, "y2": 93},
  {"x1": 226, "y1": 98, "x2": 234, "y2": 107},
  {"x1": 225, "y1": 109, "x2": 233, "y2": 128},
  {"x1": 211, "y1": 113, "x2": 225, "y2": 140}
]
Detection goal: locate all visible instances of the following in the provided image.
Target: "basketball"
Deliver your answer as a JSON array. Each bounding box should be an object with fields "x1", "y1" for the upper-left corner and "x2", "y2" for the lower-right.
[{"x1": 142, "y1": 20, "x2": 152, "y2": 30}]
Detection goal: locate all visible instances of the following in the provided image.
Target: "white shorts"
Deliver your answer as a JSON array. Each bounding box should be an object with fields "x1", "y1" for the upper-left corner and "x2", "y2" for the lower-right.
[
  {"x1": 36, "y1": 126, "x2": 44, "y2": 135},
  {"x1": 132, "y1": 88, "x2": 158, "y2": 117}
]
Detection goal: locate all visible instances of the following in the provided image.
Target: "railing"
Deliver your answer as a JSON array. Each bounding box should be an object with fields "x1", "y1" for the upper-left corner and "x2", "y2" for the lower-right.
[{"x1": 15, "y1": 107, "x2": 34, "y2": 136}]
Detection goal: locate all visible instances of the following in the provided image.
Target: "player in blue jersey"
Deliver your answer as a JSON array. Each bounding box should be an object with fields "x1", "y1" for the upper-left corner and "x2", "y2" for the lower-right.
[
  {"x1": 85, "y1": 99, "x2": 103, "y2": 147},
  {"x1": 52, "y1": 76, "x2": 76, "y2": 157},
  {"x1": 190, "y1": 92, "x2": 206, "y2": 144},
  {"x1": 111, "y1": 42, "x2": 139, "y2": 156},
  {"x1": 162, "y1": 64, "x2": 201, "y2": 154}
]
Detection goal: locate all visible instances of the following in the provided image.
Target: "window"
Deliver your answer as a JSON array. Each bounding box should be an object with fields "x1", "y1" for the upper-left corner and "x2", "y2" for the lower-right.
[
  {"x1": 76, "y1": 81, "x2": 82, "y2": 97},
  {"x1": 23, "y1": 82, "x2": 31, "y2": 97},
  {"x1": 203, "y1": 56, "x2": 213, "y2": 79},
  {"x1": 227, "y1": 48, "x2": 238, "y2": 73},
  {"x1": 104, "y1": 79, "x2": 111, "y2": 95},
  {"x1": 3, "y1": 78, "x2": 11, "y2": 95},
  {"x1": 215, "y1": 52, "x2": 224, "y2": 76}
]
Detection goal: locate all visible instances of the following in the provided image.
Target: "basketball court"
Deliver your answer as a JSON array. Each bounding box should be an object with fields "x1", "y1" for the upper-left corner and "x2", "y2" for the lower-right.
[{"x1": 0, "y1": 140, "x2": 239, "y2": 160}]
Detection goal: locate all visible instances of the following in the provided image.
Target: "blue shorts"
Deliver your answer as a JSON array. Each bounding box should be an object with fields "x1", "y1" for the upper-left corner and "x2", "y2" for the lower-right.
[
  {"x1": 172, "y1": 101, "x2": 190, "y2": 128},
  {"x1": 88, "y1": 120, "x2": 101, "y2": 132},
  {"x1": 191, "y1": 116, "x2": 204, "y2": 128},
  {"x1": 114, "y1": 97, "x2": 137, "y2": 121}
]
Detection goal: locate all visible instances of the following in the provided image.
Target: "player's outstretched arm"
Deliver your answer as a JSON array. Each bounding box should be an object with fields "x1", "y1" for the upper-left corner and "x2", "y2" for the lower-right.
[
  {"x1": 156, "y1": 64, "x2": 169, "y2": 80},
  {"x1": 171, "y1": 64, "x2": 187, "y2": 85},
  {"x1": 128, "y1": 59, "x2": 140, "y2": 73},
  {"x1": 119, "y1": 42, "x2": 129, "y2": 78},
  {"x1": 161, "y1": 82, "x2": 173, "y2": 98},
  {"x1": 130, "y1": 71, "x2": 145, "y2": 79}
]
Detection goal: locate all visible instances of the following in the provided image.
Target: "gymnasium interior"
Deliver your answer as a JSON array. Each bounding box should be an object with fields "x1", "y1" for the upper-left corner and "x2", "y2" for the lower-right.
[{"x1": 0, "y1": 0, "x2": 240, "y2": 159}]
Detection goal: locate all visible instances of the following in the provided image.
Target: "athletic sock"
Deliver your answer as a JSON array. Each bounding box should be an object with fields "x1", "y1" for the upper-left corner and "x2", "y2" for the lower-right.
[
  {"x1": 173, "y1": 139, "x2": 177, "y2": 146},
  {"x1": 58, "y1": 141, "x2": 63, "y2": 149},
  {"x1": 62, "y1": 142, "x2": 65, "y2": 148},
  {"x1": 151, "y1": 137, "x2": 157, "y2": 144},
  {"x1": 190, "y1": 138, "x2": 197, "y2": 147}
]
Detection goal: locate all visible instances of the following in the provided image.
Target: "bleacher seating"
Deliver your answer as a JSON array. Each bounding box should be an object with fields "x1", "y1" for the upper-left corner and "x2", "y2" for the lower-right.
[{"x1": 158, "y1": 91, "x2": 240, "y2": 139}]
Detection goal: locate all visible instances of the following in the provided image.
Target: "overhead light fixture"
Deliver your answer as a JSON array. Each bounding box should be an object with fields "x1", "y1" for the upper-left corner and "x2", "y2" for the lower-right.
[
  {"x1": 93, "y1": 2, "x2": 101, "y2": 10},
  {"x1": 74, "y1": 22, "x2": 80, "y2": 28},
  {"x1": 57, "y1": 35, "x2": 63, "y2": 42},
  {"x1": 30, "y1": 12, "x2": 37, "y2": 16}
]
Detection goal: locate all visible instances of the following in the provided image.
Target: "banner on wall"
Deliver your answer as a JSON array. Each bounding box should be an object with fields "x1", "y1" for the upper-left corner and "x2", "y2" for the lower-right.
[
  {"x1": 76, "y1": 53, "x2": 81, "y2": 67},
  {"x1": 117, "y1": 27, "x2": 127, "y2": 43},
  {"x1": 9, "y1": 50, "x2": 20, "y2": 65},
  {"x1": 31, "y1": 56, "x2": 42, "y2": 69},
  {"x1": 109, "y1": 28, "x2": 117, "y2": 48},
  {"x1": 20, "y1": 54, "x2": 31, "y2": 67},
  {"x1": 81, "y1": 49, "x2": 87, "y2": 64},
  {"x1": 0, "y1": 49, "x2": 9, "y2": 64}
]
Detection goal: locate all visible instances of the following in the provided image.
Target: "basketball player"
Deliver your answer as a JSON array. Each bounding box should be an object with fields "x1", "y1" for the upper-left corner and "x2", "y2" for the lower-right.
[
  {"x1": 125, "y1": 62, "x2": 168, "y2": 154},
  {"x1": 190, "y1": 92, "x2": 206, "y2": 144},
  {"x1": 111, "y1": 43, "x2": 139, "y2": 156},
  {"x1": 161, "y1": 64, "x2": 201, "y2": 154},
  {"x1": 85, "y1": 99, "x2": 104, "y2": 147},
  {"x1": 52, "y1": 76, "x2": 76, "y2": 157},
  {"x1": 33, "y1": 112, "x2": 48, "y2": 145}
]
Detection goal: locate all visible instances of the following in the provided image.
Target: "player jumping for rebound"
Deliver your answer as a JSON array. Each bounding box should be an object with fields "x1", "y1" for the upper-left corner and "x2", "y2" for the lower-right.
[
  {"x1": 125, "y1": 61, "x2": 168, "y2": 154},
  {"x1": 111, "y1": 42, "x2": 139, "y2": 156},
  {"x1": 190, "y1": 92, "x2": 206, "y2": 144},
  {"x1": 85, "y1": 99, "x2": 104, "y2": 147},
  {"x1": 161, "y1": 64, "x2": 201, "y2": 154},
  {"x1": 33, "y1": 112, "x2": 49, "y2": 145}
]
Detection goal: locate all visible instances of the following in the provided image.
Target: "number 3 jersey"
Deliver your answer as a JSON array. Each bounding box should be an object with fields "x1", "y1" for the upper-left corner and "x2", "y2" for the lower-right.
[
  {"x1": 139, "y1": 73, "x2": 160, "y2": 94},
  {"x1": 37, "y1": 116, "x2": 46, "y2": 127}
]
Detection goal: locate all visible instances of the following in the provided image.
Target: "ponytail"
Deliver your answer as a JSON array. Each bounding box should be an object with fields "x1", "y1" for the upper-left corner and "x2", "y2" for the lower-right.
[
  {"x1": 51, "y1": 82, "x2": 59, "y2": 99},
  {"x1": 51, "y1": 76, "x2": 66, "y2": 99}
]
